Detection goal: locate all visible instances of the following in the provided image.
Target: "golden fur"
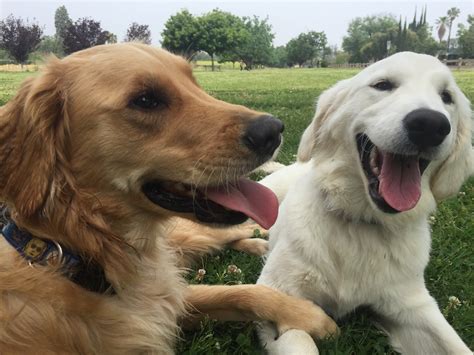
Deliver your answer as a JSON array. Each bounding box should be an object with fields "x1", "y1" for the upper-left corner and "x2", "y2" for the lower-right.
[{"x1": 0, "y1": 43, "x2": 336, "y2": 353}]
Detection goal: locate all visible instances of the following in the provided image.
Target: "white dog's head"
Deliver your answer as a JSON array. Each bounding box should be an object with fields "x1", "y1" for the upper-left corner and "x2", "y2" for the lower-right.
[{"x1": 298, "y1": 52, "x2": 473, "y2": 222}]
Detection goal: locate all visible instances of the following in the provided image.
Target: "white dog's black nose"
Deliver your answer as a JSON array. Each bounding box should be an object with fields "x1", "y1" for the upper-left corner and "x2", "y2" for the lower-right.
[
  {"x1": 403, "y1": 109, "x2": 451, "y2": 149},
  {"x1": 243, "y1": 115, "x2": 284, "y2": 157}
]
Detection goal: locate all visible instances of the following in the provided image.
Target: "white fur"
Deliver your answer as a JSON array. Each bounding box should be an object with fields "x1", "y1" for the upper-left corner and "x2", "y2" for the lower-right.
[
  {"x1": 254, "y1": 161, "x2": 287, "y2": 175},
  {"x1": 259, "y1": 161, "x2": 311, "y2": 203},
  {"x1": 258, "y1": 52, "x2": 473, "y2": 354}
]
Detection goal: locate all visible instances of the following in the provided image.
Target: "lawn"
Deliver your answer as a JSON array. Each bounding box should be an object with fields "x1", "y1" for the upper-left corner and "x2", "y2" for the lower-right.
[{"x1": 1, "y1": 68, "x2": 473, "y2": 354}]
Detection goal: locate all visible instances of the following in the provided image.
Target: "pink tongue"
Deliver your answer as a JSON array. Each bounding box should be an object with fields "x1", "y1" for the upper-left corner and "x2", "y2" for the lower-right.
[
  {"x1": 379, "y1": 153, "x2": 421, "y2": 212},
  {"x1": 205, "y1": 179, "x2": 279, "y2": 229}
]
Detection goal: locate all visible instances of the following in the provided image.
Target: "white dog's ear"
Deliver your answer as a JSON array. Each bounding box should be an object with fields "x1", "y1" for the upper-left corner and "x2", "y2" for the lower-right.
[
  {"x1": 297, "y1": 119, "x2": 317, "y2": 162},
  {"x1": 431, "y1": 94, "x2": 473, "y2": 201},
  {"x1": 297, "y1": 80, "x2": 350, "y2": 162}
]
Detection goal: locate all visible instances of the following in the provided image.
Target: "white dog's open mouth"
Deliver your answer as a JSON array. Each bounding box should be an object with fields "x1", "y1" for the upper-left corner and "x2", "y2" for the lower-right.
[{"x1": 356, "y1": 134, "x2": 430, "y2": 213}]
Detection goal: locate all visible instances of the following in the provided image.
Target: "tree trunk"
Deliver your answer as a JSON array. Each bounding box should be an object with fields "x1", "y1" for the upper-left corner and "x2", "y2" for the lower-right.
[
  {"x1": 438, "y1": 24, "x2": 446, "y2": 43},
  {"x1": 211, "y1": 54, "x2": 215, "y2": 71},
  {"x1": 446, "y1": 23, "x2": 453, "y2": 54}
]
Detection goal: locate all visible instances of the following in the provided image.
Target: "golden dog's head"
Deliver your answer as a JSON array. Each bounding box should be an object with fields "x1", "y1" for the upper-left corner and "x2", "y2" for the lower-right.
[{"x1": 0, "y1": 43, "x2": 281, "y2": 263}]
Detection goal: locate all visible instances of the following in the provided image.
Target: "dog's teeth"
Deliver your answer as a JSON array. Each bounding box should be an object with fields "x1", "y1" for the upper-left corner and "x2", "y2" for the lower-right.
[
  {"x1": 370, "y1": 154, "x2": 377, "y2": 169},
  {"x1": 369, "y1": 147, "x2": 380, "y2": 176},
  {"x1": 369, "y1": 146, "x2": 377, "y2": 161}
]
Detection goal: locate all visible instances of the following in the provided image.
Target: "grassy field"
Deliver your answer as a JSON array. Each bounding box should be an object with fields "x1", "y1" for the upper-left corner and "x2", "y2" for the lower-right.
[{"x1": 1, "y1": 68, "x2": 473, "y2": 354}]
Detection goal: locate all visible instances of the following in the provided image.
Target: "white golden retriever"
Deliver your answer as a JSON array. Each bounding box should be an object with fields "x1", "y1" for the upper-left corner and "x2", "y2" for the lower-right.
[{"x1": 257, "y1": 52, "x2": 473, "y2": 354}]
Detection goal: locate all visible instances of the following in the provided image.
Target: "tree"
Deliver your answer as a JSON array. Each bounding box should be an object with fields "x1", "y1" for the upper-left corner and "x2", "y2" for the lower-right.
[
  {"x1": 197, "y1": 9, "x2": 246, "y2": 71},
  {"x1": 436, "y1": 16, "x2": 447, "y2": 43},
  {"x1": 409, "y1": 21, "x2": 439, "y2": 55},
  {"x1": 0, "y1": 15, "x2": 43, "y2": 63},
  {"x1": 124, "y1": 22, "x2": 151, "y2": 44},
  {"x1": 161, "y1": 10, "x2": 201, "y2": 59},
  {"x1": 446, "y1": 7, "x2": 460, "y2": 53},
  {"x1": 394, "y1": 8, "x2": 439, "y2": 55},
  {"x1": 223, "y1": 16, "x2": 274, "y2": 69},
  {"x1": 54, "y1": 5, "x2": 71, "y2": 50},
  {"x1": 63, "y1": 17, "x2": 109, "y2": 54},
  {"x1": 458, "y1": 15, "x2": 474, "y2": 58},
  {"x1": 105, "y1": 31, "x2": 117, "y2": 44},
  {"x1": 270, "y1": 45, "x2": 288, "y2": 68},
  {"x1": 37, "y1": 35, "x2": 63, "y2": 55},
  {"x1": 335, "y1": 51, "x2": 350, "y2": 65},
  {"x1": 286, "y1": 31, "x2": 327, "y2": 67},
  {"x1": 342, "y1": 15, "x2": 398, "y2": 63}
]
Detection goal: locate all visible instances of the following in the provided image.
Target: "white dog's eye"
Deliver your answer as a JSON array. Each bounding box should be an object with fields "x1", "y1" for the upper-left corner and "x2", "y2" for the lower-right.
[
  {"x1": 371, "y1": 80, "x2": 395, "y2": 91},
  {"x1": 441, "y1": 90, "x2": 453, "y2": 105}
]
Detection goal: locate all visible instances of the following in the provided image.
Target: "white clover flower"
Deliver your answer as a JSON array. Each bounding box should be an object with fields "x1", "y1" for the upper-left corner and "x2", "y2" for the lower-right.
[
  {"x1": 195, "y1": 268, "x2": 206, "y2": 281},
  {"x1": 448, "y1": 296, "x2": 461, "y2": 308},
  {"x1": 227, "y1": 264, "x2": 239, "y2": 274}
]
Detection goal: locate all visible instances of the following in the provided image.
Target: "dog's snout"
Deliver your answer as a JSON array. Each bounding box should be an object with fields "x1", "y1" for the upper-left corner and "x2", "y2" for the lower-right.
[
  {"x1": 242, "y1": 115, "x2": 284, "y2": 157},
  {"x1": 403, "y1": 109, "x2": 451, "y2": 150}
]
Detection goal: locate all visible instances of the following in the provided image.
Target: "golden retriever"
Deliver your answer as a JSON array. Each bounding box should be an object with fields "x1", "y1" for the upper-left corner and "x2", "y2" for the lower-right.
[
  {"x1": 0, "y1": 43, "x2": 337, "y2": 353},
  {"x1": 256, "y1": 52, "x2": 473, "y2": 354}
]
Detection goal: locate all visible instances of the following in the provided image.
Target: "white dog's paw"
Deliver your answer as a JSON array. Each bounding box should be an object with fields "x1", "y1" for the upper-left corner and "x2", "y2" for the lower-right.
[{"x1": 267, "y1": 329, "x2": 319, "y2": 355}]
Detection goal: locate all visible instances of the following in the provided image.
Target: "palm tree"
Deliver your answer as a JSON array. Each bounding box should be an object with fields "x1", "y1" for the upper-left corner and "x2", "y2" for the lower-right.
[
  {"x1": 446, "y1": 7, "x2": 460, "y2": 53},
  {"x1": 435, "y1": 16, "x2": 447, "y2": 43}
]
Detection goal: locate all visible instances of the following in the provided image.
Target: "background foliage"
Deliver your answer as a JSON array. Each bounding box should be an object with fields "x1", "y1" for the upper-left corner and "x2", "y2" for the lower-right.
[{"x1": 2, "y1": 5, "x2": 471, "y2": 68}]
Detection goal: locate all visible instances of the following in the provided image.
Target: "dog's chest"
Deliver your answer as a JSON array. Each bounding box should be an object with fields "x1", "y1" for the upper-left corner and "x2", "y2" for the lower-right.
[
  {"x1": 108, "y1": 240, "x2": 187, "y2": 352},
  {"x1": 291, "y1": 220, "x2": 431, "y2": 318}
]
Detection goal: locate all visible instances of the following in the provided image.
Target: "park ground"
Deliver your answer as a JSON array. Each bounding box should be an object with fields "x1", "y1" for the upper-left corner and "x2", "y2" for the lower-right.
[{"x1": 1, "y1": 68, "x2": 473, "y2": 354}]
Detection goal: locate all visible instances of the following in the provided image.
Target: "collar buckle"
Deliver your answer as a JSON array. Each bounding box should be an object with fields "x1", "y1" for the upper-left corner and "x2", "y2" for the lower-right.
[{"x1": 27, "y1": 239, "x2": 64, "y2": 268}]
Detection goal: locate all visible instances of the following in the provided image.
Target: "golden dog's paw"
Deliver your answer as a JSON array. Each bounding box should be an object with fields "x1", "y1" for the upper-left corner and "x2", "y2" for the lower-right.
[
  {"x1": 276, "y1": 298, "x2": 339, "y2": 340},
  {"x1": 242, "y1": 222, "x2": 269, "y2": 239},
  {"x1": 230, "y1": 238, "x2": 269, "y2": 256}
]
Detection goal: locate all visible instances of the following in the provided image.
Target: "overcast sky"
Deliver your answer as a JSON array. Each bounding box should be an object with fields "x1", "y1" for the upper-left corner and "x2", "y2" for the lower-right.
[{"x1": 1, "y1": 0, "x2": 472, "y2": 47}]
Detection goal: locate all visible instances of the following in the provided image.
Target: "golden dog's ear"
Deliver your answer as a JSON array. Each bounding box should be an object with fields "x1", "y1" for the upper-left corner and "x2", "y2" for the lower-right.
[
  {"x1": 431, "y1": 94, "x2": 473, "y2": 201},
  {"x1": 0, "y1": 58, "x2": 67, "y2": 217},
  {"x1": 0, "y1": 60, "x2": 130, "y2": 270},
  {"x1": 297, "y1": 80, "x2": 350, "y2": 162}
]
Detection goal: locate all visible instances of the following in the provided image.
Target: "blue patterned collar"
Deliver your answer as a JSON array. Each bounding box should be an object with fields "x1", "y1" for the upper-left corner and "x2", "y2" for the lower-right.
[{"x1": 2, "y1": 221, "x2": 114, "y2": 294}]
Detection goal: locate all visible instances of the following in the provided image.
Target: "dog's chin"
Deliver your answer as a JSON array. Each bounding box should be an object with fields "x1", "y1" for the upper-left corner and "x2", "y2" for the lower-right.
[
  {"x1": 142, "y1": 181, "x2": 248, "y2": 225},
  {"x1": 356, "y1": 134, "x2": 430, "y2": 214}
]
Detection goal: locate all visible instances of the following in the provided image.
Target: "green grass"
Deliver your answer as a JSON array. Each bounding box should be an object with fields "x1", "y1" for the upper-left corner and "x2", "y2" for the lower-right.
[
  {"x1": 1, "y1": 68, "x2": 473, "y2": 353},
  {"x1": 0, "y1": 71, "x2": 34, "y2": 106}
]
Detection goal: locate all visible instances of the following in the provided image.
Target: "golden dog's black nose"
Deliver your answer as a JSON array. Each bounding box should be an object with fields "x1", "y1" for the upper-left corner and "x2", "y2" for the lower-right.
[
  {"x1": 403, "y1": 109, "x2": 451, "y2": 150},
  {"x1": 243, "y1": 115, "x2": 284, "y2": 157}
]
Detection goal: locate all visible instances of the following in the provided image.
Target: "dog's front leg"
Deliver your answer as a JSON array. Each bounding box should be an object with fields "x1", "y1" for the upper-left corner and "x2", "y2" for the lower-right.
[
  {"x1": 168, "y1": 220, "x2": 268, "y2": 267},
  {"x1": 183, "y1": 284, "x2": 338, "y2": 340},
  {"x1": 377, "y1": 285, "x2": 471, "y2": 355}
]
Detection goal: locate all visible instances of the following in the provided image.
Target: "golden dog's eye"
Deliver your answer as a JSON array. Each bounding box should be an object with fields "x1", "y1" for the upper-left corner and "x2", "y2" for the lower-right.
[
  {"x1": 371, "y1": 80, "x2": 394, "y2": 91},
  {"x1": 441, "y1": 90, "x2": 453, "y2": 105},
  {"x1": 131, "y1": 92, "x2": 161, "y2": 110}
]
